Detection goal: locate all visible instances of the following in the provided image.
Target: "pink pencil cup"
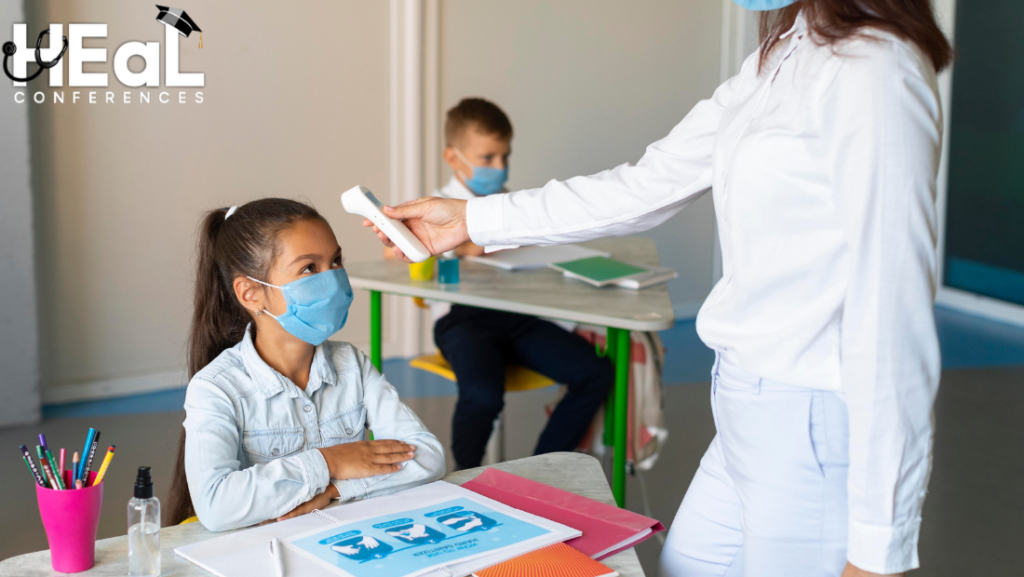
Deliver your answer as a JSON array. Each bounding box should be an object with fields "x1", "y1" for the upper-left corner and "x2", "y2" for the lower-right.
[{"x1": 35, "y1": 471, "x2": 104, "y2": 573}]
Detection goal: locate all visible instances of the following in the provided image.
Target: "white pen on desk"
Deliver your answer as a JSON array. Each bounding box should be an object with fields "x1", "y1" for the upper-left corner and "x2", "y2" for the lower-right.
[{"x1": 270, "y1": 537, "x2": 285, "y2": 577}]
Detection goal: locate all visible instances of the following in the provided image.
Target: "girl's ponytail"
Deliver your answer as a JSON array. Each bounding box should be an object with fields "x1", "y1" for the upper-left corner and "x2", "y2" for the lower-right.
[
  {"x1": 167, "y1": 199, "x2": 324, "y2": 526},
  {"x1": 188, "y1": 209, "x2": 249, "y2": 379}
]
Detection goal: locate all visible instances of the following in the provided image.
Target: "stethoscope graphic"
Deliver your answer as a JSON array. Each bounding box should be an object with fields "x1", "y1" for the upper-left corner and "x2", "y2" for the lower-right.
[{"x1": 2, "y1": 28, "x2": 68, "y2": 82}]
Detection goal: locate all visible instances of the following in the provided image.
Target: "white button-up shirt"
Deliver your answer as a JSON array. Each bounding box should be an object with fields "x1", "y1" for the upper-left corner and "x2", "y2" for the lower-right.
[{"x1": 466, "y1": 16, "x2": 941, "y2": 574}]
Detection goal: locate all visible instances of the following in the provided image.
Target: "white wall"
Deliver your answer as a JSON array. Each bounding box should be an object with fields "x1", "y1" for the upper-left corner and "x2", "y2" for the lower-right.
[
  {"x1": 439, "y1": 0, "x2": 724, "y2": 314},
  {"x1": 20, "y1": 0, "x2": 394, "y2": 402},
  {"x1": 0, "y1": 0, "x2": 41, "y2": 426}
]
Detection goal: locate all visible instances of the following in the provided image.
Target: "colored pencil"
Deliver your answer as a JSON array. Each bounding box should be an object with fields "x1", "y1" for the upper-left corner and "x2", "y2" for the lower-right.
[
  {"x1": 58, "y1": 448, "x2": 66, "y2": 478},
  {"x1": 72, "y1": 452, "x2": 80, "y2": 488},
  {"x1": 92, "y1": 445, "x2": 116, "y2": 486}
]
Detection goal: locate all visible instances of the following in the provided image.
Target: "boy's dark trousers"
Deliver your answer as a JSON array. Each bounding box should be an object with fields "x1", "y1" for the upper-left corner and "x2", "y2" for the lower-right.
[{"x1": 434, "y1": 305, "x2": 614, "y2": 470}]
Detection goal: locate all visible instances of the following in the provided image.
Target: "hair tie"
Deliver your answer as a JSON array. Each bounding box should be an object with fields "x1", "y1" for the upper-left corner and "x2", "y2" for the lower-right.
[{"x1": 224, "y1": 206, "x2": 238, "y2": 220}]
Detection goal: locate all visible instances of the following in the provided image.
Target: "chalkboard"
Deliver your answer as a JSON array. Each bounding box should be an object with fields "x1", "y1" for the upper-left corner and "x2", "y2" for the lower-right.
[{"x1": 944, "y1": 0, "x2": 1024, "y2": 306}]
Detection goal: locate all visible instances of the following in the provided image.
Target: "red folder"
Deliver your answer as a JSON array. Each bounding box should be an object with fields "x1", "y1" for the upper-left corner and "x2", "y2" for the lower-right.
[{"x1": 462, "y1": 468, "x2": 664, "y2": 560}]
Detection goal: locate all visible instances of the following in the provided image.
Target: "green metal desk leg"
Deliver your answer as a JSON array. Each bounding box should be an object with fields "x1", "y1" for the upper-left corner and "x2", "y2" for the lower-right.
[
  {"x1": 370, "y1": 290, "x2": 382, "y2": 372},
  {"x1": 613, "y1": 328, "x2": 630, "y2": 508},
  {"x1": 368, "y1": 290, "x2": 382, "y2": 441}
]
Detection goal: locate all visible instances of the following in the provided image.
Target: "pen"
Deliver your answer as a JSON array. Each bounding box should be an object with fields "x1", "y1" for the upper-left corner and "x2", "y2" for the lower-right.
[
  {"x1": 92, "y1": 445, "x2": 116, "y2": 486},
  {"x1": 19, "y1": 445, "x2": 46, "y2": 487},
  {"x1": 77, "y1": 428, "x2": 96, "y2": 483},
  {"x1": 270, "y1": 538, "x2": 285, "y2": 577},
  {"x1": 83, "y1": 431, "x2": 101, "y2": 484},
  {"x1": 58, "y1": 448, "x2": 65, "y2": 478},
  {"x1": 36, "y1": 446, "x2": 60, "y2": 490},
  {"x1": 72, "y1": 452, "x2": 80, "y2": 488}
]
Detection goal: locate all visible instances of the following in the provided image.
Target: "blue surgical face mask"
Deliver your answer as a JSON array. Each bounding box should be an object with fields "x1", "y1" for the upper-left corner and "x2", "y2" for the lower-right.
[
  {"x1": 730, "y1": 0, "x2": 799, "y2": 10},
  {"x1": 247, "y1": 268, "x2": 353, "y2": 346},
  {"x1": 454, "y1": 148, "x2": 508, "y2": 196}
]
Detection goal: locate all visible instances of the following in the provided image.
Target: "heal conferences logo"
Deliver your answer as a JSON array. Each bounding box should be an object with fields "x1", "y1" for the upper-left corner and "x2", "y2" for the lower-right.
[{"x1": 4, "y1": 5, "x2": 204, "y2": 105}]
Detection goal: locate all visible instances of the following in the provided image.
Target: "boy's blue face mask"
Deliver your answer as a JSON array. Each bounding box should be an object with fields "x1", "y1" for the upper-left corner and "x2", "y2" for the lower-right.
[
  {"x1": 247, "y1": 268, "x2": 353, "y2": 346},
  {"x1": 454, "y1": 148, "x2": 508, "y2": 196},
  {"x1": 730, "y1": 0, "x2": 798, "y2": 10}
]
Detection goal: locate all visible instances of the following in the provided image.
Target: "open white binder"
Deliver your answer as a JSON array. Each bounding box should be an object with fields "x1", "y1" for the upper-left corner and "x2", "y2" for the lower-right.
[{"x1": 175, "y1": 481, "x2": 580, "y2": 577}]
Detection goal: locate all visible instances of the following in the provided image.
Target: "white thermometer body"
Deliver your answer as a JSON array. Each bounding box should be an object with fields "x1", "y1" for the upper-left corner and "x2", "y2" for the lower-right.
[{"x1": 341, "y1": 185, "x2": 432, "y2": 263}]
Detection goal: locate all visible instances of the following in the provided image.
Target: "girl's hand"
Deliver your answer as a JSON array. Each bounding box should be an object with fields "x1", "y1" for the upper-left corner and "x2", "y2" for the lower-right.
[
  {"x1": 318, "y1": 440, "x2": 416, "y2": 480},
  {"x1": 277, "y1": 483, "x2": 340, "y2": 521},
  {"x1": 841, "y1": 562, "x2": 904, "y2": 577},
  {"x1": 361, "y1": 198, "x2": 470, "y2": 262}
]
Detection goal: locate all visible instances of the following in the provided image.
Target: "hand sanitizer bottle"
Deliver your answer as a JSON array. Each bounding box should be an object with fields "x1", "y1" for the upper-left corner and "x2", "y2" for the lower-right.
[{"x1": 128, "y1": 466, "x2": 161, "y2": 577}]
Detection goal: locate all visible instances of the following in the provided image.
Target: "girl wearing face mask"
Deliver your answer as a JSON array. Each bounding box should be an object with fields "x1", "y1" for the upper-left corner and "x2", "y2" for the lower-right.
[
  {"x1": 166, "y1": 199, "x2": 445, "y2": 531},
  {"x1": 368, "y1": 1, "x2": 953, "y2": 576}
]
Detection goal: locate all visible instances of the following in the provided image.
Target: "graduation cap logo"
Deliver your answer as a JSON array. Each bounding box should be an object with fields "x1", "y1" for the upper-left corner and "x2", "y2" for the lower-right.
[{"x1": 155, "y1": 5, "x2": 202, "y2": 48}]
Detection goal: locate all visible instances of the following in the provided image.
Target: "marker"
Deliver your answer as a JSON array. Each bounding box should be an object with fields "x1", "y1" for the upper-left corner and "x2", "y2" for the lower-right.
[
  {"x1": 38, "y1": 434, "x2": 64, "y2": 490},
  {"x1": 19, "y1": 445, "x2": 46, "y2": 487},
  {"x1": 58, "y1": 448, "x2": 66, "y2": 478},
  {"x1": 72, "y1": 452, "x2": 80, "y2": 488},
  {"x1": 91, "y1": 445, "x2": 116, "y2": 487},
  {"x1": 82, "y1": 431, "x2": 101, "y2": 484},
  {"x1": 44, "y1": 448, "x2": 64, "y2": 490},
  {"x1": 36, "y1": 446, "x2": 60, "y2": 490},
  {"x1": 77, "y1": 428, "x2": 96, "y2": 483}
]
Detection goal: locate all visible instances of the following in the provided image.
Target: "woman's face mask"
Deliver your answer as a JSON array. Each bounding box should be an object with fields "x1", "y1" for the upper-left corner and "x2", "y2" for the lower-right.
[
  {"x1": 730, "y1": 0, "x2": 798, "y2": 10},
  {"x1": 247, "y1": 268, "x2": 353, "y2": 346},
  {"x1": 454, "y1": 148, "x2": 508, "y2": 196}
]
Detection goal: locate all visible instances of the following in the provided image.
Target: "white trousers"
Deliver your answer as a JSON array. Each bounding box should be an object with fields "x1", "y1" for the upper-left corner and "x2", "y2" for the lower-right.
[{"x1": 658, "y1": 357, "x2": 850, "y2": 577}]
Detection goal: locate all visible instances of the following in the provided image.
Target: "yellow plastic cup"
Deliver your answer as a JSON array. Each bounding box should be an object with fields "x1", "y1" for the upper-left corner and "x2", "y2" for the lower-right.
[{"x1": 409, "y1": 257, "x2": 435, "y2": 281}]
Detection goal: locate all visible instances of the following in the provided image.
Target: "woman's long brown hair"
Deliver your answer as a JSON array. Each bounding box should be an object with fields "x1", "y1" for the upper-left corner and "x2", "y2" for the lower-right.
[
  {"x1": 758, "y1": 0, "x2": 952, "y2": 73},
  {"x1": 166, "y1": 199, "x2": 324, "y2": 526}
]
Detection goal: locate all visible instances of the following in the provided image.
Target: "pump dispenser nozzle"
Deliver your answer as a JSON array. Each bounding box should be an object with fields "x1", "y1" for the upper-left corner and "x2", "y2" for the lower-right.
[{"x1": 134, "y1": 466, "x2": 153, "y2": 499}]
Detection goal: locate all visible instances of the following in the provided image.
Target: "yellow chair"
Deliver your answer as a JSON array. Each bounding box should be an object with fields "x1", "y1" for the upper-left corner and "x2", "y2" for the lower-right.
[
  {"x1": 180, "y1": 515, "x2": 199, "y2": 525},
  {"x1": 409, "y1": 352, "x2": 556, "y2": 464}
]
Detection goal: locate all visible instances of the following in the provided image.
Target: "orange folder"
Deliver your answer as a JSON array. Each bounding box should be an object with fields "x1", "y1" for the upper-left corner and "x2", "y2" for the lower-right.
[{"x1": 473, "y1": 543, "x2": 617, "y2": 577}]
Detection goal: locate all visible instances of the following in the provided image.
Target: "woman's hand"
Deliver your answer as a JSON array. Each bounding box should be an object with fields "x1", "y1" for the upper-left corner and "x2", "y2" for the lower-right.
[
  {"x1": 318, "y1": 440, "x2": 416, "y2": 480},
  {"x1": 277, "y1": 483, "x2": 340, "y2": 521},
  {"x1": 841, "y1": 562, "x2": 903, "y2": 577},
  {"x1": 362, "y1": 198, "x2": 470, "y2": 262}
]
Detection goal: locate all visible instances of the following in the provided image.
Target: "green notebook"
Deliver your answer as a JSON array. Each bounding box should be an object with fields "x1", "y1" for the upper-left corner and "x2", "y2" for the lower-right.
[{"x1": 549, "y1": 256, "x2": 648, "y2": 287}]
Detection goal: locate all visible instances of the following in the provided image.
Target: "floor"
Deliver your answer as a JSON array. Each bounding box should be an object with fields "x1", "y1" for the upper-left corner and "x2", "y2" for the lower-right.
[{"x1": 4, "y1": 306, "x2": 1024, "y2": 575}]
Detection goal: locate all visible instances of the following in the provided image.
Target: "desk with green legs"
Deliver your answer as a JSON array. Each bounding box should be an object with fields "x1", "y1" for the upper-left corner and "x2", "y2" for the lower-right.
[{"x1": 346, "y1": 236, "x2": 675, "y2": 508}]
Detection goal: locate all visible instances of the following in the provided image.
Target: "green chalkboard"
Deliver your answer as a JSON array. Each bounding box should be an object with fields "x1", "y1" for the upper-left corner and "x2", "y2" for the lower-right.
[{"x1": 944, "y1": 0, "x2": 1024, "y2": 306}]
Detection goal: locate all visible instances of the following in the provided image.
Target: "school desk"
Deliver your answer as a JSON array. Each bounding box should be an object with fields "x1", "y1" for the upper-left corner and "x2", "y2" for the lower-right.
[
  {"x1": 346, "y1": 236, "x2": 676, "y2": 508},
  {"x1": 0, "y1": 452, "x2": 646, "y2": 577}
]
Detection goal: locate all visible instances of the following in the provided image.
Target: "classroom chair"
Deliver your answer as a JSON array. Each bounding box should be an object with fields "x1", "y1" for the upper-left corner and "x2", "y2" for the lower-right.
[{"x1": 409, "y1": 352, "x2": 556, "y2": 464}]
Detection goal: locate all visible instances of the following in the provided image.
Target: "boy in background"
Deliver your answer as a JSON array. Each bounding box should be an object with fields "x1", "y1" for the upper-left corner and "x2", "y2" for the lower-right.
[{"x1": 431, "y1": 98, "x2": 613, "y2": 470}]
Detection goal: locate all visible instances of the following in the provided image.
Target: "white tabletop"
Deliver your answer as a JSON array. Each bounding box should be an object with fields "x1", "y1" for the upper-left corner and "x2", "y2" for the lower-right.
[
  {"x1": 0, "y1": 453, "x2": 645, "y2": 577},
  {"x1": 346, "y1": 237, "x2": 676, "y2": 332}
]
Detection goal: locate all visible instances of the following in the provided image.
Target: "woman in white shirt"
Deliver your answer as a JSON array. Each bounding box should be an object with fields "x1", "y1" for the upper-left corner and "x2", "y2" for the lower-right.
[{"x1": 367, "y1": 1, "x2": 952, "y2": 575}]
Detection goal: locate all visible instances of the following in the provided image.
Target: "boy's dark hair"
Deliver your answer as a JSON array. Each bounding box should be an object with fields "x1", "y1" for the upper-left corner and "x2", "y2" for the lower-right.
[
  {"x1": 445, "y1": 98, "x2": 513, "y2": 146},
  {"x1": 167, "y1": 198, "x2": 325, "y2": 526}
]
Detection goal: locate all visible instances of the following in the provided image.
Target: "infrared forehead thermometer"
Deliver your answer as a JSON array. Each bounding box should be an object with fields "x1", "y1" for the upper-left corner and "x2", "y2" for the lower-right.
[{"x1": 341, "y1": 185, "x2": 432, "y2": 263}]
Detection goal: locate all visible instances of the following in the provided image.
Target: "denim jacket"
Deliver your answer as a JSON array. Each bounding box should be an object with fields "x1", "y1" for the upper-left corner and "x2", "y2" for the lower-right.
[{"x1": 183, "y1": 327, "x2": 446, "y2": 531}]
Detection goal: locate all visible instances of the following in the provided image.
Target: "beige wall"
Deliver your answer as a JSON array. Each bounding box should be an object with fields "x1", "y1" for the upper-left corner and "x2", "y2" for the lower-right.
[
  {"x1": 439, "y1": 0, "x2": 723, "y2": 311},
  {"x1": 25, "y1": 0, "x2": 391, "y2": 396},
  {"x1": 21, "y1": 0, "x2": 726, "y2": 400}
]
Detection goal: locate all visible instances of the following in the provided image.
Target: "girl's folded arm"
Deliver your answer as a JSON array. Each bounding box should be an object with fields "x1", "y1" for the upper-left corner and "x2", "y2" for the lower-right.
[
  {"x1": 183, "y1": 378, "x2": 331, "y2": 531},
  {"x1": 332, "y1": 349, "x2": 447, "y2": 501}
]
